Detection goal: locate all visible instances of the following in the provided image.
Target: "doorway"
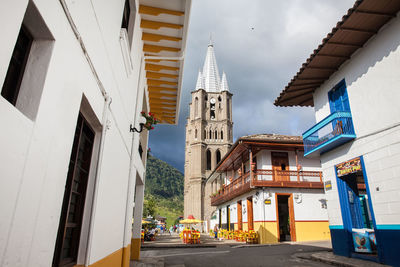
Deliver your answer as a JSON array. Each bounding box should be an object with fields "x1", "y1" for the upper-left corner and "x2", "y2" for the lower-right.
[
  {"x1": 226, "y1": 205, "x2": 230, "y2": 231},
  {"x1": 247, "y1": 197, "x2": 254, "y2": 230},
  {"x1": 218, "y1": 208, "x2": 222, "y2": 229},
  {"x1": 276, "y1": 194, "x2": 296, "y2": 242},
  {"x1": 271, "y1": 152, "x2": 289, "y2": 181},
  {"x1": 53, "y1": 113, "x2": 95, "y2": 267},
  {"x1": 237, "y1": 201, "x2": 242, "y2": 230}
]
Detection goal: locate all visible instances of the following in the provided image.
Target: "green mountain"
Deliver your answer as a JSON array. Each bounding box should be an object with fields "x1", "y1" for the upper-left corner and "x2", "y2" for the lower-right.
[{"x1": 143, "y1": 154, "x2": 183, "y2": 227}]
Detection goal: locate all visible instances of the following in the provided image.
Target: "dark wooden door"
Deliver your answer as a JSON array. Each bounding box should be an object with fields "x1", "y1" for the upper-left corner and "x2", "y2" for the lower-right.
[
  {"x1": 272, "y1": 152, "x2": 289, "y2": 181},
  {"x1": 53, "y1": 113, "x2": 95, "y2": 267}
]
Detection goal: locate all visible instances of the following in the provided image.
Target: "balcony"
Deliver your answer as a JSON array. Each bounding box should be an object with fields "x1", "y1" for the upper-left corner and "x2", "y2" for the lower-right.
[
  {"x1": 303, "y1": 111, "x2": 356, "y2": 157},
  {"x1": 210, "y1": 170, "x2": 323, "y2": 206}
]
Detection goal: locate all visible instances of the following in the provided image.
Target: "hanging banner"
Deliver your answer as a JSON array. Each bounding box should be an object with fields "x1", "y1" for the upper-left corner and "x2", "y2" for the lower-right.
[{"x1": 336, "y1": 157, "x2": 362, "y2": 177}]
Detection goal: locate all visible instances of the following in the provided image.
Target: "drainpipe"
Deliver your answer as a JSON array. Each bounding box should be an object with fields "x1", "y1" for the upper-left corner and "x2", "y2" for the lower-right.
[{"x1": 85, "y1": 95, "x2": 111, "y2": 266}]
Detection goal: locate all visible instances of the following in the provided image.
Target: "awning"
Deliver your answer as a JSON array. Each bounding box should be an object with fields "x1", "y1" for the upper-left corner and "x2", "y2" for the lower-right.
[
  {"x1": 274, "y1": 0, "x2": 400, "y2": 107},
  {"x1": 139, "y1": 0, "x2": 191, "y2": 124}
]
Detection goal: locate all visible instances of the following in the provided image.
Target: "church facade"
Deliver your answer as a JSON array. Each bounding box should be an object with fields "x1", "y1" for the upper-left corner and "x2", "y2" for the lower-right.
[{"x1": 184, "y1": 42, "x2": 233, "y2": 229}]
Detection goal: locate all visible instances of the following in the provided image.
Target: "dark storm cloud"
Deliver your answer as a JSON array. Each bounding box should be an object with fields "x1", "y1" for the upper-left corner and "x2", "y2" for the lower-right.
[{"x1": 149, "y1": 0, "x2": 355, "y2": 172}]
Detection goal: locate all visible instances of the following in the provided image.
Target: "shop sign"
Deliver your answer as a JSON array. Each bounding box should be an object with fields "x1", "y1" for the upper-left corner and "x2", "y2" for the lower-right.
[
  {"x1": 325, "y1": 180, "x2": 332, "y2": 191},
  {"x1": 336, "y1": 157, "x2": 362, "y2": 177},
  {"x1": 264, "y1": 199, "x2": 271, "y2": 205}
]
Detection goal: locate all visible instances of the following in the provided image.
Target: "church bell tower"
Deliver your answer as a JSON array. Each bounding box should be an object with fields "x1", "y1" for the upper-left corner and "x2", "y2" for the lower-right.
[{"x1": 184, "y1": 41, "x2": 233, "y2": 225}]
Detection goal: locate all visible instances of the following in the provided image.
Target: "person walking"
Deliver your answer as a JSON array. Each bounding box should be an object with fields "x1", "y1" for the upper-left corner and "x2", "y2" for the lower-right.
[{"x1": 214, "y1": 224, "x2": 218, "y2": 239}]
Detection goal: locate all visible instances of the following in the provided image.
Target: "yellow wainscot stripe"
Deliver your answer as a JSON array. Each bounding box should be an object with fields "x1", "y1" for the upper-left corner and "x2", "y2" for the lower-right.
[
  {"x1": 131, "y1": 238, "x2": 141, "y2": 260},
  {"x1": 254, "y1": 221, "x2": 279, "y2": 244},
  {"x1": 295, "y1": 221, "x2": 331, "y2": 242},
  {"x1": 83, "y1": 245, "x2": 131, "y2": 267}
]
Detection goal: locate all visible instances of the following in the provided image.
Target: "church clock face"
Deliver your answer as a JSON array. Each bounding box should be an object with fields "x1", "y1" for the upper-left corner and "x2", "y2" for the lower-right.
[{"x1": 210, "y1": 98, "x2": 216, "y2": 104}]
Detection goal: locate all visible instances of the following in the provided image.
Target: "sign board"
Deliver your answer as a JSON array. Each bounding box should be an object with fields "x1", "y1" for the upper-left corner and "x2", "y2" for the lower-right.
[
  {"x1": 336, "y1": 157, "x2": 362, "y2": 177},
  {"x1": 325, "y1": 180, "x2": 332, "y2": 191},
  {"x1": 264, "y1": 199, "x2": 271, "y2": 205}
]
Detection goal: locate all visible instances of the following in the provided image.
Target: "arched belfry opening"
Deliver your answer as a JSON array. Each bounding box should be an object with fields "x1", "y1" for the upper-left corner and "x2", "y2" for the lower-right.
[
  {"x1": 206, "y1": 150, "x2": 212, "y2": 170},
  {"x1": 216, "y1": 150, "x2": 221, "y2": 165}
]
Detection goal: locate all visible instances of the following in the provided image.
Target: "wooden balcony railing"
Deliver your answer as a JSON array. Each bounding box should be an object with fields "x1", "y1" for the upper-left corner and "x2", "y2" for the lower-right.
[{"x1": 210, "y1": 169, "x2": 323, "y2": 206}]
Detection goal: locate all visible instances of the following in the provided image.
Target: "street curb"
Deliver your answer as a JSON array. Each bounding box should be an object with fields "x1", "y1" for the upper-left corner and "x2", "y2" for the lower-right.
[
  {"x1": 309, "y1": 252, "x2": 389, "y2": 267},
  {"x1": 310, "y1": 254, "x2": 357, "y2": 267}
]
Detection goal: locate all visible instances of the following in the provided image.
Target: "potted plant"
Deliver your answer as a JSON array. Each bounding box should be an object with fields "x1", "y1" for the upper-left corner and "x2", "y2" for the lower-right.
[{"x1": 141, "y1": 111, "x2": 160, "y2": 130}]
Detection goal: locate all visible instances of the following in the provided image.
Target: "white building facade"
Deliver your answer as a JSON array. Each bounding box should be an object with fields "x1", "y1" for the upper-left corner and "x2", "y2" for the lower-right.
[
  {"x1": 275, "y1": 1, "x2": 400, "y2": 265},
  {"x1": 208, "y1": 135, "x2": 330, "y2": 243},
  {"x1": 0, "y1": 0, "x2": 191, "y2": 266}
]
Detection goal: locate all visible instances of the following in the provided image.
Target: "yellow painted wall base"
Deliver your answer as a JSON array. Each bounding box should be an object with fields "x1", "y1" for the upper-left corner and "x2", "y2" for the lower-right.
[
  {"x1": 73, "y1": 245, "x2": 131, "y2": 267},
  {"x1": 121, "y1": 245, "x2": 131, "y2": 267},
  {"x1": 131, "y1": 238, "x2": 141, "y2": 260},
  {"x1": 295, "y1": 221, "x2": 331, "y2": 242},
  {"x1": 88, "y1": 246, "x2": 124, "y2": 267},
  {"x1": 254, "y1": 222, "x2": 278, "y2": 244}
]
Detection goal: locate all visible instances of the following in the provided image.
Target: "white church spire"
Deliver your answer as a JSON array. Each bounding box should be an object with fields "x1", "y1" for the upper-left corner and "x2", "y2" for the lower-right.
[
  {"x1": 202, "y1": 41, "x2": 221, "y2": 92},
  {"x1": 220, "y1": 71, "x2": 229, "y2": 92},
  {"x1": 195, "y1": 70, "x2": 204, "y2": 90}
]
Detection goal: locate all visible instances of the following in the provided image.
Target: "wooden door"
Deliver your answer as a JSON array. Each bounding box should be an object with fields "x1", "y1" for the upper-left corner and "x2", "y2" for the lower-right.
[
  {"x1": 53, "y1": 113, "x2": 95, "y2": 267},
  {"x1": 271, "y1": 152, "x2": 289, "y2": 181},
  {"x1": 237, "y1": 201, "x2": 242, "y2": 230},
  {"x1": 276, "y1": 193, "x2": 296, "y2": 242},
  {"x1": 247, "y1": 197, "x2": 254, "y2": 230},
  {"x1": 288, "y1": 194, "x2": 296, "y2": 241}
]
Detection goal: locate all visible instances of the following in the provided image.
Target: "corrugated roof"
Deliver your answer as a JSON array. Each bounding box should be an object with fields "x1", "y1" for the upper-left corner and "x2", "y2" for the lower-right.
[{"x1": 274, "y1": 0, "x2": 400, "y2": 107}]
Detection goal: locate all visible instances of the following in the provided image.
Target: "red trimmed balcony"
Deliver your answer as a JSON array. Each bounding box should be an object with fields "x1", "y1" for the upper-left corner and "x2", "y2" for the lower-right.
[{"x1": 210, "y1": 169, "x2": 323, "y2": 206}]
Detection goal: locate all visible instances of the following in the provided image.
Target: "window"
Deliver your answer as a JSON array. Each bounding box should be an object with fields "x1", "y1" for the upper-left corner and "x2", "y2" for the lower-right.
[
  {"x1": 209, "y1": 130, "x2": 212, "y2": 140},
  {"x1": 227, "y1": 98, "x2": 230, "y2": 119},
  {"x1": 221, "y1": 130, "x2": 223, "y2": 140},
  {"x1": 215, "y1": 130, "x2": 218, "y2": 139},
  {"x1": 120, "y1": 0, "x2": 136, "y2": 48},
  {"x1": 53, "y1": 113, "x2": 95, "y2": 266},
  {"x1": 204, "y1": 129, "x2": 207, "y2": 139},
  {"x1": 121, "y1": 0, "x2": 131, "y2": 29},
  {"x1": 195, "y1": 129, "x2": 197, "y2": 139},
  {"x1": 216, "y1": 150, "x2": 221, "y2": 165},
  {"x1": 194, "y1": 97, "x2": 198, "y2": 118},
  {"x1": 1, "y1": 1, "x2": 54, "y2": 120},
  {"x1": 1, "y1": 26, "x2": 32, "y2": 106},
  {"x1": 206, "y1": 150, "x2": 212, "y2": 170}
]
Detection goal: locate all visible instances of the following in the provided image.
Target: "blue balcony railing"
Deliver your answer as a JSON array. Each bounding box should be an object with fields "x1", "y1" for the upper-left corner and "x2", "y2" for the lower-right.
[{"x1": 303, "y1": 111, "x2": 356, "y2": 157}]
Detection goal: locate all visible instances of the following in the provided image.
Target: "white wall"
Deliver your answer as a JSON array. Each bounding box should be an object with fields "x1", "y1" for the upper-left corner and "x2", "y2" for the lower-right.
[
  {"x1": 0, "y1": 0, "x2": 147, "y2": 266},
  {"x1": 313, "y1": 14, "x2": 400, "y2": 226},
  {"x1": 218, "y1": 188, "x2": 328, "y2": 225}
]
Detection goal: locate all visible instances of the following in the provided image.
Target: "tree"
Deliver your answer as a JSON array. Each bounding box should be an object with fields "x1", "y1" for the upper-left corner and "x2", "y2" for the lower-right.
[{"x1": 143, "y1": 195, "x2": 156, "y2": 218}]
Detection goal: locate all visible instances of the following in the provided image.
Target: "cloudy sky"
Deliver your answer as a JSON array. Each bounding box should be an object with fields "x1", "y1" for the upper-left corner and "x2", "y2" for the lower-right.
[{"x1": 149, "y1": 0, "x2": 354, "y2": 172}]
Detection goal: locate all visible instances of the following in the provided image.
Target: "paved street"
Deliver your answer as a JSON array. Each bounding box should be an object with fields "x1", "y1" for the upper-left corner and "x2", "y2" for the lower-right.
[
  {"x1": 141, "y1": 244, "x2": 332, "y2": 267},
  {"x1": 136, "y1": 233, "x2": 333, "y2": 267}
]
